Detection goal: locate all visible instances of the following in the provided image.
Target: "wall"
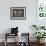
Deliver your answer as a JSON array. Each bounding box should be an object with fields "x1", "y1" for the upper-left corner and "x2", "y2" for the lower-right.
[{"x1": 0, "y1": 0, "x2": 36, "y2": 42}]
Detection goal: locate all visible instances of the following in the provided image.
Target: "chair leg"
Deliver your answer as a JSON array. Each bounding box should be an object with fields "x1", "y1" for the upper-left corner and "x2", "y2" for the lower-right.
[
  {"x1": 4, "y1": 33, "x2": 7, "y2": 46},
  {"x1": 4, "y1": 41, "x2": 7, "y2": 46}
]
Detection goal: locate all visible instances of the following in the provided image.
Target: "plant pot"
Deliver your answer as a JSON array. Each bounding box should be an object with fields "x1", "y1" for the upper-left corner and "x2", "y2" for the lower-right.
[
  {"x1": 37, "y1": 39, "x2": 40, "y2": 43},
  {"x1": 40, "y1": 39, "x2": 45, "y2": 43},
  {"x1": 37, "y1": 39, "x2": 45, "y2": 44}
]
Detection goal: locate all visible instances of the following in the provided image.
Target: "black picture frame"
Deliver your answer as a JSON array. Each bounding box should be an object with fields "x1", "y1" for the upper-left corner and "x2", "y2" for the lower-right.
[{"x1": 10, "y1": 7, "x2": 26, "y2": 20}]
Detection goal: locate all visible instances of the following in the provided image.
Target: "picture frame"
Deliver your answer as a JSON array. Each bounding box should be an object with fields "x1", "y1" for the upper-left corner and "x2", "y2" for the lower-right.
[{"x1": 10, "y1": 7, "x2": 26, "y2": 20}]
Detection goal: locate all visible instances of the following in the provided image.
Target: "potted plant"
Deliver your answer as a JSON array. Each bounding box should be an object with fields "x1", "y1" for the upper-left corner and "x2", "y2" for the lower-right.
[
  {"x1": 33, "y1": 32, "x2": 46, "y2": 43},
  {"x1": 40, "y1": 26, "x2": 45, "y2": 29},
  {"x1": 32, "y1": 24, "x2": 45, "y2": 30},
  {"x1": 32, "y1": 25, "x2": 38, "y2": 30}
]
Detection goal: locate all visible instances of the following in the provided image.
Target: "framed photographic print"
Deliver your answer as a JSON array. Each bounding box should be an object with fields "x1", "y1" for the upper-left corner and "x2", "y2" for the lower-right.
[
  {"x1": 10, "y1": 7, "x2": 26, "y2": 20},
  {"x1": 37, "y1": 0, "x2": 46, "y2": 19},
  {"x1": 36, "y1": 0, "x2": 46, "y2": 26}
]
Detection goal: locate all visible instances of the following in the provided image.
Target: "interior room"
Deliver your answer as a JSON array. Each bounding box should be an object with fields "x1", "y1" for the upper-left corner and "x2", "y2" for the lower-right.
[{"x1": 0, "y1": 0, "x2": 46, "y2": 46}]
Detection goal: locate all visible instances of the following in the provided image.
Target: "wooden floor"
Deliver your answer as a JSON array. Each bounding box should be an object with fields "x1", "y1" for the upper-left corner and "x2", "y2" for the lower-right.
[{"x1": 0, "y1": 42, "x2": 46, "y2": 46}]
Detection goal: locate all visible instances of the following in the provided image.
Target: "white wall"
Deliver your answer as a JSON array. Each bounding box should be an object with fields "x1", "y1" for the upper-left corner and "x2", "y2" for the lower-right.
[{"x1": 0, "y1": 0, "x2": 36, "y2": 42}]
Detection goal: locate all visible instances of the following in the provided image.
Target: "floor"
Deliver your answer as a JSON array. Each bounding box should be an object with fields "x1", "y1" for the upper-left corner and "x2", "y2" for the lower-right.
[{"x1": 0, "y1": 42, "x2": 46, "y2": 46}]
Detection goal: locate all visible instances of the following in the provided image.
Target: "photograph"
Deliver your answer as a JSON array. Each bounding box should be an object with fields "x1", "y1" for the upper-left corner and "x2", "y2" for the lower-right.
[{"x1": 10, "y1": 7, "x2": 26, "y2": 20}]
